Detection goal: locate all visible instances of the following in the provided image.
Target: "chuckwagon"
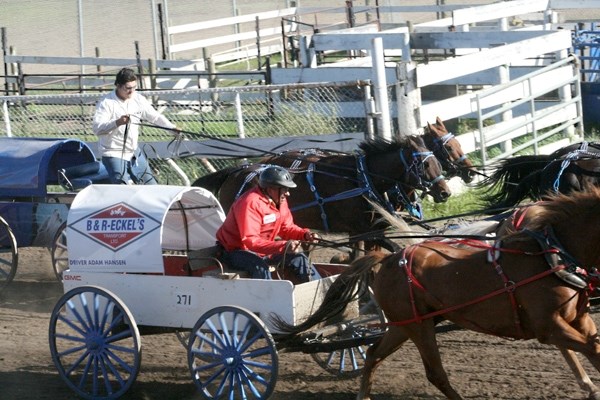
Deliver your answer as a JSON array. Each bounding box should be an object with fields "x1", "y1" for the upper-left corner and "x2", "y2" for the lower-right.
[
  {"x1": 48, "y1": 184, "x2": 385, "y2": 400},
  {"x1": 0, "y1": 137, "x2": 111, "y2": 290}
]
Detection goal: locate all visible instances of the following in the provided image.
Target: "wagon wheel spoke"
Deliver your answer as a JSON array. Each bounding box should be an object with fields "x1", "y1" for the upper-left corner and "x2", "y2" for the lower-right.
[
  {"x1": 188, "y1": 305, "x2": 278, "y2": 400},
  {"x1": 311, "y1": 287, "x2": 386, "y2": 378},
  {"x1": 49, "y1": 286, "x2": 141, "y2": 399},
  {"x1": 51, "y1": 222, "x2": 68, "y2": 281},
  {"x1": 0, "y1": 216, "x2": 18, "y2": 291}
]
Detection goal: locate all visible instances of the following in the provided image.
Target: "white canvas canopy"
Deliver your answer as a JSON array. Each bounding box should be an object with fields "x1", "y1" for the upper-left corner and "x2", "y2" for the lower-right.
[{"x1": 66, "y1": 185, "x2": 225, "y2": 273}]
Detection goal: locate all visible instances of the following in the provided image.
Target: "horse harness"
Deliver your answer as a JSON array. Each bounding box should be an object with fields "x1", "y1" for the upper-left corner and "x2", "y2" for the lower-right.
[
  {"x1": 230, "y1": 160, "x2": 375, "y2": 232},
  {"x1": 509, "y1": 205, "x2": 597, "y2": 290},
  {"x1": 315, "y1": 148, "x2": 444, "y2": 228},
  {"x1": 550, "y1": 141, "x2": 600, "y2": 192},
  {"x1": 387, "y1": 226, "x2": 600, "y2": 338},
  {"x1": 235, "y1": 148, "x2": 443, "y2": 232},
  {"x1": 428, "y1": 131, "x2": 467, "y2": 174}
]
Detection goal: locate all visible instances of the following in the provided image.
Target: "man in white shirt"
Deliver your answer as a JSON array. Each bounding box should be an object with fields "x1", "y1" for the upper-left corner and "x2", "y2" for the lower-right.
[{"x1": 92, "y1": 67, "x2": 178, "y2": 184}]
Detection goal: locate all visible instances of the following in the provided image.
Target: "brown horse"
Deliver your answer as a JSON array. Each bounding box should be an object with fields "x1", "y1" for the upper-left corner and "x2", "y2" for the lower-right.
[
  {"x1": 273, "y1": 187, "x2": 600, "y2": 399},
  {"x1": 422, "y1": 116, "x2": 477, "y2": 184},
  {"x1": 193, "y1": 135, "x2": 451, "y2": 250}
]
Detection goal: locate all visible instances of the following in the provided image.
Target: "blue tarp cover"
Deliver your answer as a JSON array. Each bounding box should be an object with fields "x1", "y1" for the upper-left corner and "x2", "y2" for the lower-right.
[{"x1": 0, "y1": 137, "x2": 97, "y2": 197}]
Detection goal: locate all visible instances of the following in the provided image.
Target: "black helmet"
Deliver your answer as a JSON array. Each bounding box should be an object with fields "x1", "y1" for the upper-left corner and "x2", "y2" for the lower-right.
[{"x1": 258, "y1": 166, "x2": 297, "y2": 189}]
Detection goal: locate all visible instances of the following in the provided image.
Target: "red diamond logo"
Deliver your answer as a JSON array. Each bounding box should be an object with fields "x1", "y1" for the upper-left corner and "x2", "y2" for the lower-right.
[{"x1": 70, "y1": 202, "x2": 160, "y2": 251}]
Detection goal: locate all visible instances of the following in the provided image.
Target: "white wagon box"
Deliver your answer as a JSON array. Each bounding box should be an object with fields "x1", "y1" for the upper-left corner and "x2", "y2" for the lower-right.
[
  {"x1": 50, "y1": 184, "x2": 375, "y2": 400},
  {"x1": 62, "y1": 184, "x2": 334, "y2": 330}
]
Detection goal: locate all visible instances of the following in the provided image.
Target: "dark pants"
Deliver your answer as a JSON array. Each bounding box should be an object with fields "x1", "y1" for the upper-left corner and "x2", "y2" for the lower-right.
[{"x1": 221, "y1": 249, "x2": 321, "y2": 282}]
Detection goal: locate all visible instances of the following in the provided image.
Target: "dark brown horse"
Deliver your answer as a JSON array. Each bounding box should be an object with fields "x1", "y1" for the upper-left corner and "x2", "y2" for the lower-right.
[
  {"x1": 477, "y1": 141, "x2": 600, "y2": 212},
  {"x1": 273, "y1": 187, "x2": 600, "y2": 399},
  {"x1": 193, "y1": 135, "x2": 451, "y2": 247},
  {"x1": 422, "y1": 116, "x2": 477, "y2": 184}
]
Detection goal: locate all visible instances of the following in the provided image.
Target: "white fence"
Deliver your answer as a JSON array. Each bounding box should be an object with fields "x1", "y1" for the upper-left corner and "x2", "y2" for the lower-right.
[
  {"x1": 1, "y1": 0, "x2": 598, "y2": 170},
  {"x1": 270, "y1": 0, "x2": 590, "y2": 167}
]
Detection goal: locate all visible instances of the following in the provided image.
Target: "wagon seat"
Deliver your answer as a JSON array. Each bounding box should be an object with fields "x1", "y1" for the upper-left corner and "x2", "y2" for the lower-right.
[{"x1": 58, "y1": 161, "x2": 110, "y2": 191}]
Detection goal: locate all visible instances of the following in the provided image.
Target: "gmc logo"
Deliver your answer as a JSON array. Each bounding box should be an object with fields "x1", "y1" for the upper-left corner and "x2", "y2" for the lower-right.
[{"x1": 63, "y1": 275, "x2": 82, "y2": 281}]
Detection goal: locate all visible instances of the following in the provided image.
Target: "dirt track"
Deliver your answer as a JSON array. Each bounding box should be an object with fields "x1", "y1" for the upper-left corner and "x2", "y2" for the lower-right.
[{"x1": 2, "y1": 246, "x2": 600, "y2": 400}]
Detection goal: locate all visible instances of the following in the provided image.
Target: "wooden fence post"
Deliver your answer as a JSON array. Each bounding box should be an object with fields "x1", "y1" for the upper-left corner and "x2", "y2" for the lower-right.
[
  {"x1": 148, "y1": 58, "x2": 158, "y2": 105},
  {"x1": 95, "y1": 48, "x2": 101, "y2": 73},
  {"x1": 1, "y1": 27, "x2": 8, "y2": 96},
  {"x1": 396, "y1": 62, "x2": 420, "y2": 136},
  {"x1": 8, "y1": 46, "x2": 17, "y2": 96},
  {"x1": 207, "y1": 57, "x2": 219, "y2": 104},
  {"x1": 135, "y1": 41, "x2": 145, "y2": 90},
  {"x1": 17, "y1": 62, "x2": 24, "y2": 96},
  {"x1": 371, "y1": 37, "x2": 391, "y2": 140},
  {"x1": 557, "y1": 48, "x2": 575, "y2": 138},
  {"x1": 256, "y1": 16, "x2": 262, "y2": 71}
]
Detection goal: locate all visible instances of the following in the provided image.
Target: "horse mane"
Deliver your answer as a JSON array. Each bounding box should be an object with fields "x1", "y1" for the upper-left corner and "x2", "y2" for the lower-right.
[
  {"x1": 515, "y1": 187, "x2": 600, "y2": 234},
  {"x1": 358, "y1": 135, "x2": 424, "y2": 156}
]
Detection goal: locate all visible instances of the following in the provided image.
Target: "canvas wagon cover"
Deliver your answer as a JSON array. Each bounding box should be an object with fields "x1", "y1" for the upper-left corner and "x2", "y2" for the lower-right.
[
  {"x1": 0, "y1": 137, "x2": 97, "y2": 197},
  {"x1": 67, "y1": 185, "x2": 225, "y2": 273}
]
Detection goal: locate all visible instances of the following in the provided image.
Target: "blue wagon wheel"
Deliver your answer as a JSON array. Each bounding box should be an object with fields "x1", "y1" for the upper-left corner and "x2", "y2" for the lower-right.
[
  {"x1": 188, "y1": 305, "x2": 278, "y2": 400},
  {"x1": 0, "y1": 216, "x2": 18, "y2": 291},
  {"x1": 309, "y1": 331, "x2": 375, "y2": 378},
  {"x1": 310, "y1": 288, "x2": 386, "y2": 378},
  {"x1": 49, "y1": 286, "x2": 141, "y2": 400},
  {"x1": 51, "y1": 222, "x2": 68, "y2": 281}
]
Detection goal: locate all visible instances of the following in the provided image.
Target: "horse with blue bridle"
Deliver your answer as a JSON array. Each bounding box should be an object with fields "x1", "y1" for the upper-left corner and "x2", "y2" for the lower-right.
[{"x1": 193, "y1": 135, "x2": 451, "y2": 253}]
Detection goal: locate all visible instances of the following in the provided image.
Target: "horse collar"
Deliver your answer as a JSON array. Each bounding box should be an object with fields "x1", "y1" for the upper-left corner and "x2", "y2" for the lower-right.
[
  {"x1": 523, "y1": 226, "x2": 590, "y2": 290},
  {"x1": 290, "y1": 154, "x2": 385, "y2": 232}
]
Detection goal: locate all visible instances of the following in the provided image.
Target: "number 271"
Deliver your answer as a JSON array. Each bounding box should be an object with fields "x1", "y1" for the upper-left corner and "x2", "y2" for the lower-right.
[{"x1": 176, "y1": 294, "x2": 191, "y2": 305}]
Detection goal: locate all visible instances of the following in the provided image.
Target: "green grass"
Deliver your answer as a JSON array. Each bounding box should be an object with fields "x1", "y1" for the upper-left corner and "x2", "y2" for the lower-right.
[
  {"x1": 421, "y1": 124, "x2": 600, "y2": 222},
  {"x1": 422, "y1": 185, "x2": 492, "y2": 221}
]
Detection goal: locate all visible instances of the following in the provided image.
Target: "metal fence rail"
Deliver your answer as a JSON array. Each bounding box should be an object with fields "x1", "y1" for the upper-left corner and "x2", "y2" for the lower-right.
[{"x1": 474, "y1": 54, "x2": 583, "y2": 166}]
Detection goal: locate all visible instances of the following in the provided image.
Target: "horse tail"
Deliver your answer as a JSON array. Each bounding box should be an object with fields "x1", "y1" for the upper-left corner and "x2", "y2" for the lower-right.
[
  {"x1": 191, "y1": 166, "x2": 239, "y2": 195},
  {"x1": 271, "y1": 251, "x2": 388, "y2": 337},
  {"x1": 365, "y1": 198, "x2": 420, "y2": 245},
  {"x1": 477, "y1": 155, "x2": 550, "y2": 211}
]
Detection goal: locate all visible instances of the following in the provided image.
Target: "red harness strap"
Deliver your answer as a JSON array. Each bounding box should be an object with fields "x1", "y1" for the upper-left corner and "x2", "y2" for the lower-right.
[
  {"x1": 511, "y1": 202, "x2": 548, "y2": 230},
  {"x1": 512, "y1": 206, "x2": 529, "y2": 230},
  {"x1": 397, "y1": 246, "x2": 426, "y2": 324},
  {"x1": 487, "y1": 240, "x2": 523, "y2": 337},
  {"x1": 384, "y1": 241, "x2": 568, "y2": 336}
]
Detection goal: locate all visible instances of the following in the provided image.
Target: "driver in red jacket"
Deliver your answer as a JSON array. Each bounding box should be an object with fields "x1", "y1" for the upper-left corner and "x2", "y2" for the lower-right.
[{"x1": 216, "y1": 165, "x2": 322, "y2": 282}]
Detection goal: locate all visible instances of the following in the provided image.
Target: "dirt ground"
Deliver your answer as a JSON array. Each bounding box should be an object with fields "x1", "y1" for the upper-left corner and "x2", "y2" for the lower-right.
[{"x1": 2, "y1": 246, "x2": 600, "y2": 400}]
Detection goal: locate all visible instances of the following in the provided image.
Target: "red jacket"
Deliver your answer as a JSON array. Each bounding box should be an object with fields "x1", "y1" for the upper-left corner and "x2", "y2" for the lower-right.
[{"x1": 216, "y1": 186, "x2": 309, "y2": 256}]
